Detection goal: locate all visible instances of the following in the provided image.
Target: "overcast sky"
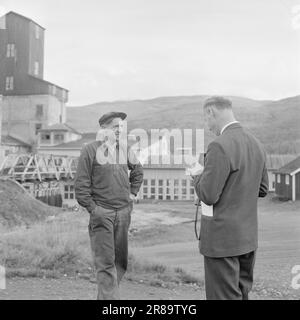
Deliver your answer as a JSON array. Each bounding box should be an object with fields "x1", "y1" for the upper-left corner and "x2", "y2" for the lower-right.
[{"x1": 0, "y1": 0, "x2": 300, "y2": 105}]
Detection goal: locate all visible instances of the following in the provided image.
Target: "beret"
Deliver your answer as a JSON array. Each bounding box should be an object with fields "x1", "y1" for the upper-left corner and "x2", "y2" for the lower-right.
[{"x1": 98, "y1": 112, "x2": 127, "y2": 126}]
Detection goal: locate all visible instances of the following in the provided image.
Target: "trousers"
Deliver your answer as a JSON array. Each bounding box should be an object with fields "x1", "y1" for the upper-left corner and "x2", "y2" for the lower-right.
[
  {"x1": 88, "y1": 202, "x2": 133, "y2": 300},
  {"x1": 204, "y1": 250, "x2": 256, "y2": 300}
]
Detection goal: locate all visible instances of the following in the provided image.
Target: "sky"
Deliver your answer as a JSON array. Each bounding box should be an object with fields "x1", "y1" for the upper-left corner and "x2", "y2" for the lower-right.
[{"x1": 0, "y1": 0, "x2": 300, "y2": 105}]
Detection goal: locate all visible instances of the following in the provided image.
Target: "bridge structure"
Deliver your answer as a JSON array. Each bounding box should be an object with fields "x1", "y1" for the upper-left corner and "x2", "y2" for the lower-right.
[
  {"x1": 0, "y1": 153, "x2": 79, "y2": 207},
  {"x1": 0, "y1": 153, "x2": 78, "y2": 181}
]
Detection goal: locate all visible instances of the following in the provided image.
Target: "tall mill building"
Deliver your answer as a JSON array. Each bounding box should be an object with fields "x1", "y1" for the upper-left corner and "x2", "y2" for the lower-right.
[{"x1": 0, "y1": 11, "x2": 68, "y2": 145}]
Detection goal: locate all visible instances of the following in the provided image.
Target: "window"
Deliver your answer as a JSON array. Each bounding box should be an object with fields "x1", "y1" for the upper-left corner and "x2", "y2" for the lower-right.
[
  {"x1": 64, "y1": 184, "x2": 75, "y2": 200},
  {"x1": 34, "y1": 61, "x2": 39, "y2": 76},
  {"x1": 35, "y1": 123, "x2": 42, "y2": 135},
  {"x1": 143, "y1": 179, "x2": 148, "y2": 186},
  {"x1": 174, "y1": 179, "x2": 179, "y2": 200},
  {"x1": 36, "y1": 104, "x2": 44, "y2": 118},
  {"x1": 277, "y1": 174, "x2": 281, "y2": 183},
  {"x1": 5, "y1": 76, "x2": 14, "y2": 90},
  {"x1": 6, "y1": 44, "x2": 15, "y2": 57},
  {"x1": 285, "y1": 175, "x2": 290, "y2": 185},
  {"x1": 182, "y1": 180, "x2": 187, "y2": 200},
  {"x1": 54, "y1": 134, "x2": 64, "y2": 142},
  {"x1": 35, "y1": 25, "x2": 40, "y2": 39},
  {"x1": 52, "y1": 85, "x2": 56, "y2": 95},
  {"x1": 165, "y1": 179, "x2": 171, "y2": 200},
  {"x1": 41, "y1": 133, "x2": 51, "y2": 142}
]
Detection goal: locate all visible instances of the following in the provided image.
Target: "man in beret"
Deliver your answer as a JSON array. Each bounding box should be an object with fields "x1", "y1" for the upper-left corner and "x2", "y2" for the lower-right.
[{"x1": 75, "y1": 112, "x2": 143, "y2": 300}]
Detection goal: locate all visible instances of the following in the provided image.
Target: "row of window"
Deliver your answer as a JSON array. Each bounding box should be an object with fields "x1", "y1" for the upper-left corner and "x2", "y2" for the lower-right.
[
  {"x1": 40, "y1": 133, "x2": 65, "y2": 143},
  {"x1": 141, "y1": 179, "x2": 196, "y2": 200},
  {"x1": 63, "y1": 180, "x2": 196, "y2": 201},
  {"x1": 276, "y1": 174, "x2": 290, "y2": 185}
]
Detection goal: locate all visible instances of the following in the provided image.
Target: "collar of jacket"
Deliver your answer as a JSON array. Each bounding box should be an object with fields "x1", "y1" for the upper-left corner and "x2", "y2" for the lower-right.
[{"x1": 221, "y1": 121, "x2": 241, "y2": 134}]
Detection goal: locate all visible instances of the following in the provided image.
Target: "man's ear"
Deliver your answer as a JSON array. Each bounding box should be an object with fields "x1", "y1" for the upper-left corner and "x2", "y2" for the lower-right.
[{"x1": 209, "y1": 105, "x2": 217, "y2": 118}]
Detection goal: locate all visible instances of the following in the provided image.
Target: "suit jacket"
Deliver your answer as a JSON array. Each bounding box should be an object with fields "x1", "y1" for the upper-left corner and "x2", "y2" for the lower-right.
[{"x1": 194, "y1": 123, "x2": 268, "y2": 258}]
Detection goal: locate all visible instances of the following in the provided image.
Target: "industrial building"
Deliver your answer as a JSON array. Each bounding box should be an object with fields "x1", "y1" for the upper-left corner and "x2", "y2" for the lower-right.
[{"x1": 0, "y1": 11, "x2": 68, "y2": 146}]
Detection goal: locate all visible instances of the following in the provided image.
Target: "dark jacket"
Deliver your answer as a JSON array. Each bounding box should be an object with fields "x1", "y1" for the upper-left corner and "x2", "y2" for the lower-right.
[
  {"x1": 194, "y1": 123, "x2": 268, "y2": 257},
  {"x1": 74, "y1": 140, "x2": 143, "y2": 212}
]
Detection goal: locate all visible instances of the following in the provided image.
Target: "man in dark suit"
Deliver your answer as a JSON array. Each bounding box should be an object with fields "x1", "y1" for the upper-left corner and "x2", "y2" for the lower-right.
[{"x1": 193, "y1": 96, "x2": 268, "y2": 300}]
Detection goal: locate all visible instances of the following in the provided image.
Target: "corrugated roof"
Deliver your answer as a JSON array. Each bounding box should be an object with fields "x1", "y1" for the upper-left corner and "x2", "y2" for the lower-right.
[
  {"x1": 276, "y1": 155, "x2": 300, "y2": 175},
  {"x1": 39, "y1": 123, "x2": 81, "y2": 135},
  {"x1": 1, "y1": 135, "x2": 31, "y2": 147}
]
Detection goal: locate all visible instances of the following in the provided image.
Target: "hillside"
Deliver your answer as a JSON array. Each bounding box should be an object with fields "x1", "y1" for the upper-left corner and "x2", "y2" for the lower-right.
[{"x1": 67, "y1": 95, "x2": 300, "y2": 154}]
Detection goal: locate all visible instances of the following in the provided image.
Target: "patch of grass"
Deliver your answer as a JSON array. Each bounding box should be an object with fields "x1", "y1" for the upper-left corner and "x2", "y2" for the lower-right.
[
  {"x1": 0, "y1": 215, "x2": 202, "y2": 290},
  {"x1": 0, "y1": 215, "x2": 93, "y2": 277},
  {"x1": 126, "y1": 254, "x2": 204, "y2": 288},
  {"x1": 174, "y1": 267, "x2": 204, "y2": 287}
]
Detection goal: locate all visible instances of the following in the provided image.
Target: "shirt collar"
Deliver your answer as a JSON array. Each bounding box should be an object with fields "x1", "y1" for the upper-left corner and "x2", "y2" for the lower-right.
[{"x1": 220, "y1": 121, "x2": 239, "y2": 135}]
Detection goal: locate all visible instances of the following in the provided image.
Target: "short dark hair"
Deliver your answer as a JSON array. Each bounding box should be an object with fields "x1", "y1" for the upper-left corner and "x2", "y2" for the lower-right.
[{"x1": 203, "y1": 96, "x2": 232, "y2": 110}]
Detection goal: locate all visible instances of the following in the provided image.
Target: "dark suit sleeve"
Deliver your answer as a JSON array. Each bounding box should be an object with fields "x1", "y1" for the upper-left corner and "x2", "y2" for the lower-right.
[
  {"x1": 127, "y1": 148, "x2": 144, "y2": 196},
  {"x1": 74, "y1": 145, "x2": 97, "y2": 213},
  {"x1": 259, "y1": 163, "x2": 268, "y2": 197},
  {"x1": 194, "y1": 142, "x2": 230, "y2": 205}
]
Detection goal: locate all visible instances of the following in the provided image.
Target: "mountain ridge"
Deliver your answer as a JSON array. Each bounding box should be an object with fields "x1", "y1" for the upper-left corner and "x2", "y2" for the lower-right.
[{"x1": 66, "y1": 95, "x2": 300, "y2": 154}]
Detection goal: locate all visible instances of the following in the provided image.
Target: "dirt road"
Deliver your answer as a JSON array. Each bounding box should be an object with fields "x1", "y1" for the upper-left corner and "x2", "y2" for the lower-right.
[
  {"x1": 0, "y1": 276, "x2": 293, "y2": 300},
  {"x1": 0, "y1": 277, "x2": 204, "y2": 300}
]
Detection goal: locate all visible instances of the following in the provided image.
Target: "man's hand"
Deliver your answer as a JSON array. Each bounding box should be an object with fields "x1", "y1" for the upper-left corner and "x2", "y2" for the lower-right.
[{"x1": 129, "y1": 193, "x2": 136, "y2": 201}]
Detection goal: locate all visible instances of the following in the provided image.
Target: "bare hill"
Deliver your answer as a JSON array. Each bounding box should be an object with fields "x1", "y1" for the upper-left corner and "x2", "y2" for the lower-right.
[{"x1": 67, "y1": 95, "x2": 300, "y2": 154}]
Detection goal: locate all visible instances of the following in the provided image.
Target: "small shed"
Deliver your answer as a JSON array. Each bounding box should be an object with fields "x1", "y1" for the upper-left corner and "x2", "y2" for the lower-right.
[
  {"x1": 275, "y1": 155, "x2": 300, "y2": 201},
  {"x1": 266, "y1": 154, "x2": 295, "y2": 191}
]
